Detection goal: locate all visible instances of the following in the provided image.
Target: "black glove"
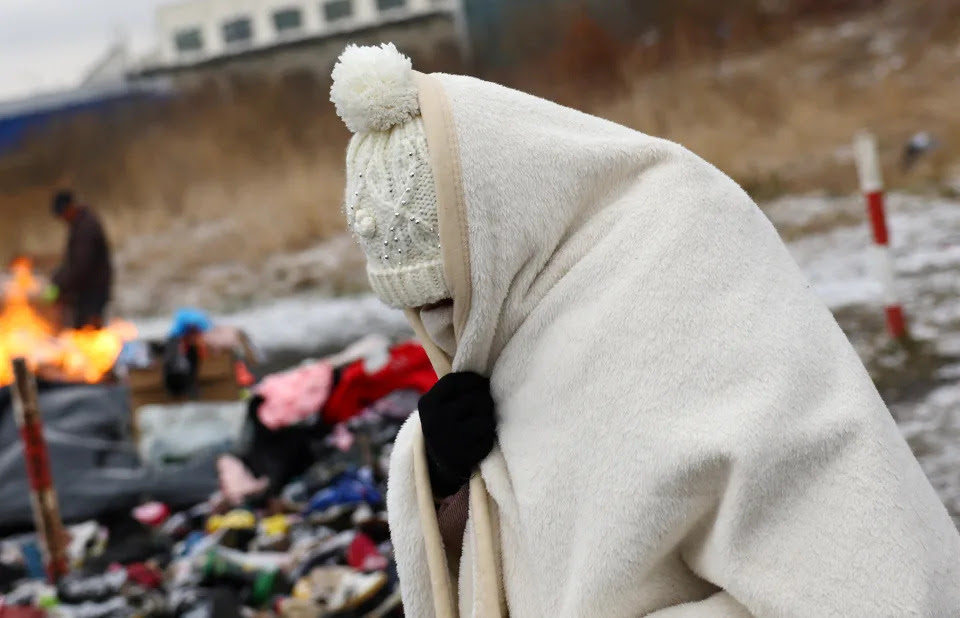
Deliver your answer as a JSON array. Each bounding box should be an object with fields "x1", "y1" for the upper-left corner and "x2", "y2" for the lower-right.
[{"x1": 418, "y1": 372, "x2": 497, "y2": 498}]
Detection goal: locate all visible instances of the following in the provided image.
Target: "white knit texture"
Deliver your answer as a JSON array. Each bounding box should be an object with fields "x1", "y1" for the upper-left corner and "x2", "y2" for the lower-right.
[
  {"x1": 331, "y1": 43, "x2": 420, "y2": 134},
  {"x1": 343, "y1": 116, "x2": 449, "y2": 308}
]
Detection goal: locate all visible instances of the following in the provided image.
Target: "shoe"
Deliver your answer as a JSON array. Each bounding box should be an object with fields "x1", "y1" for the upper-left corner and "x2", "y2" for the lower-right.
[{"x1": 294, "y1": 566, "x2": 391, "y2": 616}]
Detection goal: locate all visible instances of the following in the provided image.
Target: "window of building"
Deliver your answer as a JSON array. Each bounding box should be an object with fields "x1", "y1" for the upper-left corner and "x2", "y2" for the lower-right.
[
  {"x1": 222, "y1": 17, "x2": 254, "y2": 46},
  {"x1": 323, "y1": 0, "x2": 353, "y2": 22},
  {"x1": 377, "y1": 0, "x2": 406, "y2": 11},
  {"x1": 174, "y1": 28, "x2": 204, "y2": 53},
  {"x1": 273, "y1": 8, "x2": 304, "y2": 34}
]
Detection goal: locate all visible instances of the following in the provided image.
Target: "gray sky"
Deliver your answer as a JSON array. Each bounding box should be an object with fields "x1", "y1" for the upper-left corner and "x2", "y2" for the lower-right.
[{"x1": 0, "y1": 0, "x2": 162, "y2": 101}]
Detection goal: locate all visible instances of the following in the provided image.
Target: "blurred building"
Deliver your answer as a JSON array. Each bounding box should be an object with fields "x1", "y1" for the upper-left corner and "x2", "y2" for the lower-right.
[{"x1": 136, "y1": 0, "x2": 469, "y2": 87}]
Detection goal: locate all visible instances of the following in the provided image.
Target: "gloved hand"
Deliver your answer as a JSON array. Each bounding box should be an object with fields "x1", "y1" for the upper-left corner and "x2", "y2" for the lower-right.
[
  {"x1": 41, "y1": 283, "x2": 59, "y2": 304},
  {"x1": 418, "y1": 372, "x2": 497, "y2": 498}
]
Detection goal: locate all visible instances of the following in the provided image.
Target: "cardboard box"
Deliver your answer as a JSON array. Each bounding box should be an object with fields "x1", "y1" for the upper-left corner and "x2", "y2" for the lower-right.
[{"x1": 127, "y1": 344, "x2": 252, "y2": 439}]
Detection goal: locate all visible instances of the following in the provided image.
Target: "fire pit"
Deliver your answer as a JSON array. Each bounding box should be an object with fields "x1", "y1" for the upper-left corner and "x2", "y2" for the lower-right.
[{"x1": 0, "y1": 259, "x2": 136, "y2": 386}]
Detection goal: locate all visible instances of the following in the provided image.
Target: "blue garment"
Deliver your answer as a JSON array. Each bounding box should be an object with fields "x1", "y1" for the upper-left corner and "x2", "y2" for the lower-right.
[
  {"x1": 305, "y1": 469, "x2": 383, "y2": 514},
  {"x1": 116, "y1": 340, "x2": 151, "y2": 370},
  {"x1": 20, "y1": 540, "x2": 45, "y2": 580},
  {"x1": 169, "y1": 308, "x2": 213, "y2": 338},
  {"x1": 179, "y1": 531, "x2": 210, "y2": 559}
]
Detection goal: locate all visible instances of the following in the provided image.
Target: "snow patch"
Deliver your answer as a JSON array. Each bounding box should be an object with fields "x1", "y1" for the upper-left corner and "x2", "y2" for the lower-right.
[{"x1": 135, "y1": 293, "x2": 411, "y2": 358}]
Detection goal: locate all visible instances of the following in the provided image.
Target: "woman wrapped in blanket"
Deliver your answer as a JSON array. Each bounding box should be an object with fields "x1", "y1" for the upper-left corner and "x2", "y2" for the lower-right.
[{"x1": 330, "y1": 43, "x2": 960, "y2": 618}]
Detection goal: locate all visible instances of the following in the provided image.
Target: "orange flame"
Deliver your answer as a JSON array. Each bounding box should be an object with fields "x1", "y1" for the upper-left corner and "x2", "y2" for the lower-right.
[{"x1": 0, "y1": 259, "x2": 137, "y2": 386}]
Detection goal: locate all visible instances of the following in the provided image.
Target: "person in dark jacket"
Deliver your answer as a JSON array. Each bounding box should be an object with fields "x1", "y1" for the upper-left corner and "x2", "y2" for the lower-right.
[{"x1": 48, "y1": 190, "x2": 113, "y2": 329}]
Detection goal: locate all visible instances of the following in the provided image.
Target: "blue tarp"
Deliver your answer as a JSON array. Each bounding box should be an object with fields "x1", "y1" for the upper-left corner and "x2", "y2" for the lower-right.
[{"x1": 0, "y1": 81, "x2": 171, "y2": 155}]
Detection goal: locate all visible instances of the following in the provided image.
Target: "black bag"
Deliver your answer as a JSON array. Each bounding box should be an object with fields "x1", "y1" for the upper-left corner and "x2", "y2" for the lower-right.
[{"x1": 163, "y1": 336, "x2": 199, "y2": 398}]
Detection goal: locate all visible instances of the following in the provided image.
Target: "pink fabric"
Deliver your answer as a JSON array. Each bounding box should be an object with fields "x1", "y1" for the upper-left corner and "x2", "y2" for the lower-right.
[
  {"x1": 254, "y1": 361, "x2": 334, "y2": 430},
  {"x1": 218, "y1": 455, "x2": 269, "y2": 506},
  {"x1": 331, "y1": 424, "x2": 355, "y2": 452},
  {"x1": 132, "y1": 502, "x2": 170, "y2": 528},
  {"x1": 202, "y1": 325, "x2": 245, "y2": 352}
]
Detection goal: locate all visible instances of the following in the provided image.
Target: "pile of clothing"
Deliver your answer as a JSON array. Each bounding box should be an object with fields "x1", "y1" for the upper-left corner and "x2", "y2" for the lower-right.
[{"x1": 0, "y1": 335, "x2": 437, "y2": 617}]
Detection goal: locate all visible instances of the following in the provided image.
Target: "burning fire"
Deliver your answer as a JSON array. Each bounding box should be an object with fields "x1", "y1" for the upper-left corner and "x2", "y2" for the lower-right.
[{"x1": 0, "y1": 258, "x2": 137, "y2": 386}]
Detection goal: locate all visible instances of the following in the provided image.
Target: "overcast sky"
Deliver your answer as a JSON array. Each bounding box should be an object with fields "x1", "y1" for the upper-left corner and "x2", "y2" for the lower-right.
[{"x1": 0, "y1": 0, "x2": 162, "y2": 101}]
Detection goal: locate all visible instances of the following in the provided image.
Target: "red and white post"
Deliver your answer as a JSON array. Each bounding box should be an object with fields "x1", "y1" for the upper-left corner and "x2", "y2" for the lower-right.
[
  {"x1": 11, "y1": 358, "x2": 69, "y2": 583},
  {"x1": 853, "y1": 131, "x2": 908, "y2": 340}
]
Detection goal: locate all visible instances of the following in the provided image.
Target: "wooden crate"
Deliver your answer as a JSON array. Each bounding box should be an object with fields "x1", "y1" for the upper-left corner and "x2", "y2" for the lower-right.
[{"x1": 128, "y1": 348, "x2": 246, "y2": 439}]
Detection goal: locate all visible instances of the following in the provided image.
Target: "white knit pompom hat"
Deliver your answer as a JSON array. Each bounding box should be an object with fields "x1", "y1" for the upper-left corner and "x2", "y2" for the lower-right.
[{"x1": 331, "y1": 43, "x2": 449, "y2": 309}]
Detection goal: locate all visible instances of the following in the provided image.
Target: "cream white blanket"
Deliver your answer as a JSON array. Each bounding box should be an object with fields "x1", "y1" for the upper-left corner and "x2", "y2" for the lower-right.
[{"x1": 386, "y1": 70, "x2": 960, "y2": 618}]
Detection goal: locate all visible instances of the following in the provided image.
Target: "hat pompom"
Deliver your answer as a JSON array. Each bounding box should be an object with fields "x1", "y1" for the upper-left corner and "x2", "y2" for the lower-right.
[{"x1": 331, "y1": 43, "x2": 420, "y2": 134}]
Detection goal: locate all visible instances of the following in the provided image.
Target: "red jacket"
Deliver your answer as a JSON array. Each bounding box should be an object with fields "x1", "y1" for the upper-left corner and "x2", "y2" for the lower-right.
[{"x1": 323, "y1": 341, "x2": 437, "y2": 425}]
